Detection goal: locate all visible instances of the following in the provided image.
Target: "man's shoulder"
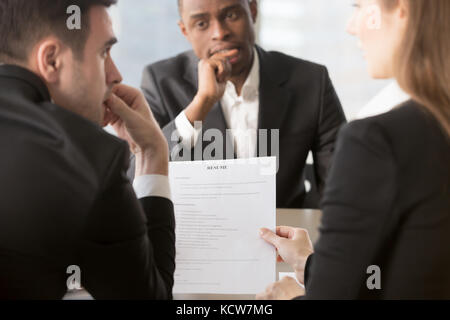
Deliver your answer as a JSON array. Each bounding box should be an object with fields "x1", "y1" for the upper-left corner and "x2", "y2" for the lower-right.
[
  {"x1": 44, "y1": 100, "x2": 127, "y2": 151},
  {"x1": 30, "y1": 101, "x2": 128, "y2": 177},
  {"x1": 143, "y1": 50, "x2": 198, "y2": 79},
  {"x1": 258, "y1": 48, "x2": 327, "y2": 76}
]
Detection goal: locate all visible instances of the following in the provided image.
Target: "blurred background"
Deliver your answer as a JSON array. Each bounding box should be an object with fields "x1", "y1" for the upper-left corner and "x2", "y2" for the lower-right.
[{"x1": 109, "y1": 0, "x2": 392, "y2": 120}]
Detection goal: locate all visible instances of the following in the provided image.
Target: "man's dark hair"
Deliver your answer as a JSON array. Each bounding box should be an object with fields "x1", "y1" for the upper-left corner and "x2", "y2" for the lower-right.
[
  {"x1": 0, "y1": 0, "x2": 117, "y2": 63},
  {"x1": 177, "y1": 0, "x2": 253, "y2": 17}
]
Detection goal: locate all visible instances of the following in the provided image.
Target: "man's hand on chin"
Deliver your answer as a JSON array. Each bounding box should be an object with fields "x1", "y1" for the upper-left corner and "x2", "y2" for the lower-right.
[{"x1": 103, "y1": 84, "x2": 169, "y2": 177}]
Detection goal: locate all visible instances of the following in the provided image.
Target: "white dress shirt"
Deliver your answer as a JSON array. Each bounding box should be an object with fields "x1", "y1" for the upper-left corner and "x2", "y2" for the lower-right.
[
  {"x1": 357, "y1": 81, "x2": 410, "y2": 119},
  {"x1": 174, "y1": 48, "x2": 260, "y2": 159},
  {"x1": 133, "y1": 174, "x2": 171, "y2": 200}
]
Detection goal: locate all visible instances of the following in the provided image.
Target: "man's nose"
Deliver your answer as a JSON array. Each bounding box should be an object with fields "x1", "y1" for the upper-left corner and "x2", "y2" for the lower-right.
[
  {"x1": 106, "y1": 57, "x2": 123, "y2": 85},
  {"x1": 211, "y1": 20, "x2": 231, "y2": 41}
]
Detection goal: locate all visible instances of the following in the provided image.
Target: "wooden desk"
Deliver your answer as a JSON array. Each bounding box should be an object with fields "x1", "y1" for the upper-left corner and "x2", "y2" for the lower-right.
[{"x1": 64, "y1": 209, "x2": 322, "y2": 300}]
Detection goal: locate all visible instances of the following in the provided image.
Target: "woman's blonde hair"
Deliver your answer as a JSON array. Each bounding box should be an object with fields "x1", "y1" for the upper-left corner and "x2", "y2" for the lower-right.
[{"x1": 382, "y1": 0, "x2": 450, "y2": 137}]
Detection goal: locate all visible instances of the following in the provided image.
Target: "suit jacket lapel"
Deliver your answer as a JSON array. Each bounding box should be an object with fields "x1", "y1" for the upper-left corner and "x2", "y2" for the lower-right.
[
  {"x1": 257, "y1": 46, "x2": 292, "y2": 155},
  {"x1": 182, "y1": 51, "x2": 199, "y2": 90},
  {"x1": 257, "y1": 46, "x2": 291, "y2": 131},
  {"x1": 203, "y1": 102, "x2": 228, "y2": 135}
]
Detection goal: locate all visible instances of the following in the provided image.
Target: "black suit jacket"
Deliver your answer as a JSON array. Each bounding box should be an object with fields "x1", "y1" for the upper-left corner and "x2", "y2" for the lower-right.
[
  {"x1": 0, "y1": 65, "x2": 175, "y2": 300},
  {"x1": 141, "y1": 46, "x2": 346, "y2": 208},
  {"x1": 301, "y1": 101, "x2": 450, "y2": 299}
]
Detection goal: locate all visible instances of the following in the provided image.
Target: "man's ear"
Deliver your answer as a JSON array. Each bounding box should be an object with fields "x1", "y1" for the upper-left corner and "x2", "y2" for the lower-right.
[
  {"x1": 35, "y1": 38, "x2": 65, "y2": 84},
  {"x1": 249, "y1": 0, "x2": 258, "y2": 23},
  {"x1": 178, "y1": 20, "x2": 189, "y2": 38}
]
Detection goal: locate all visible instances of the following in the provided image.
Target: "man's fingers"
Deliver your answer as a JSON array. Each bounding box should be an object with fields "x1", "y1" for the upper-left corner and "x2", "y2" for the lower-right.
[
  {"x1": 221, "y1": 59, "x2": 232, "y2": 81},
  {"x1": 208, "y1": 56, "x2": 232, "y2": 83},
  {"x1": 209, "y1": 59, "x2": 227, "y2": 83},
  {"x1": 112, "y1": 84, "x2": 141, "y2": 107},
  {"x1": 214, "y1": 59, "x2": 225, "y2": 83},
  {"x1": 102, "y1": 107, "x2": 113, "y2": 127},
  {"x1": 110, "y1": 114, "x2": 121, "y2": 126},
  {"x1": 211, "y1": 48, "x2": 239, "y2": 60},
  {"x1": 104, "y1": 94, "x2": 139, "y2": 124},
  {"x1": 260, "y1": 228, "x2": 281, "y2": 247}
]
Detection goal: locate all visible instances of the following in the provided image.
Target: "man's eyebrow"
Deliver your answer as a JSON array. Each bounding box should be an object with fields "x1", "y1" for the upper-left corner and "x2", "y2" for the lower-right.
[
  {"x1": 219, "y1": 4, "x2": 243, "y2": 14},
  {"x1": 188, "y1": 4, "x2": 243, "y2": 20},
  {"x1": 102, "y1": 37, "x2": 118, "y2": 49},
  {"x1": 189, "y1": 12, "x2": 209, "y2": 20},
  {"x1": 220, "y1": 3, "x2": 243, "y2": 14}
]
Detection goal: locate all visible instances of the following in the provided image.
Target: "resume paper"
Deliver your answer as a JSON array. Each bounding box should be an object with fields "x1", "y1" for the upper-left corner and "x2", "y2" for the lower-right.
[{"x1": 169, "y1": 157, "x2": 277, "y2": 294}]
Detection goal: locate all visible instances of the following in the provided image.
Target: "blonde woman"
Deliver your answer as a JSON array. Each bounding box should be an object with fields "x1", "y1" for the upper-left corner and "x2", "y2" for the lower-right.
[{"x1": 258, "y1": 0, "x2": 450, "y2": 300}]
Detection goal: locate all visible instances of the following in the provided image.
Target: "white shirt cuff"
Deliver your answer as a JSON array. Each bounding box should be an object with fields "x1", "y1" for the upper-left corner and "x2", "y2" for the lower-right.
[
  {"x1": 133, "y1": 175, "x2": 171, "y2": 200},
  {"x1": 174, "y1": 111, "x2": 202, "y2": 149}
]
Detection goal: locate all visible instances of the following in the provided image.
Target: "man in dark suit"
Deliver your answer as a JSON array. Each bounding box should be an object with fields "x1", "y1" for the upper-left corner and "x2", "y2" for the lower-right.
[
  {"x1": 0, "y1": 0, "x2": 175, "y2": 299},
  {"x1": 141, "y1": 0, "x2": 347, "y2": 208}
]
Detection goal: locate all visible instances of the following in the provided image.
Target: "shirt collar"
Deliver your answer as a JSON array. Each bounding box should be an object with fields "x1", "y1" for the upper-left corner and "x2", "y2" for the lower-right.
[
  {"x1": 0, "y1": 64, "x2": 51, "y2": 103},
  {"x1": 224, "y1": 47, "x2": 260, "y2": 103}
]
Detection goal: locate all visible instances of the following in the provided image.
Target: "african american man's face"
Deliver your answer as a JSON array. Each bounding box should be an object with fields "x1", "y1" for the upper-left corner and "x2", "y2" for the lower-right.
[{"x1": 179, "y1": 0, "x2": 258, "y2": 77}]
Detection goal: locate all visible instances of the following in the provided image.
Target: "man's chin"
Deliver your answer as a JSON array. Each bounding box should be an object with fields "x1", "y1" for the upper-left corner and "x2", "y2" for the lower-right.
[
  {"x1": 231, "y1": 63, "x2": 250, "y2": 78},
  {"x1": 231, "y1": 50, "x2": 254, "y2": 77},
  {"x1": 100, "y1": 103, "x2": 108, "y2": 127}
]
